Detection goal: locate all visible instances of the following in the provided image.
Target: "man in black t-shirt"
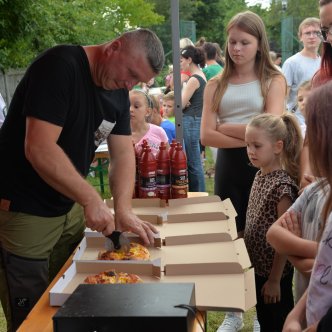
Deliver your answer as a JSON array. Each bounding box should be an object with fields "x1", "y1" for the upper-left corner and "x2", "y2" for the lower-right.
[{"x1": 0, "y1": 28, "x2": 164, "y2": 331}]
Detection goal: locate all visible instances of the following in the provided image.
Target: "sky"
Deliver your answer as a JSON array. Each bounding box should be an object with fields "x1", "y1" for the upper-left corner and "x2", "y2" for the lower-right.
[{"x1": 246, "y1": 0, "x2": 271, "y2": 8}]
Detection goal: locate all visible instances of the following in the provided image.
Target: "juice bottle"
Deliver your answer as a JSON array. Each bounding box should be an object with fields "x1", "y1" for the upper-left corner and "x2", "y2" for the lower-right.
[
  {"x1": 139, "y1": 145, "x2": 157, "y2": 198},
  {"x1": 171, "y1": 143, "x2": 188, "y2": 198},
  {"x1": 168, "y1": 139, "x2": 177, "y2": 161},
  {"x1": 156, "y1": 142, "x2": 171, "y2": 201}
]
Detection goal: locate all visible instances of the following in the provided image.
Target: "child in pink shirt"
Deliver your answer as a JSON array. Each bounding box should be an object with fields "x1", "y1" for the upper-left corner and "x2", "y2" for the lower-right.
[{"x1": 130, "y1": 89, "x2": 168, "y2": 155}]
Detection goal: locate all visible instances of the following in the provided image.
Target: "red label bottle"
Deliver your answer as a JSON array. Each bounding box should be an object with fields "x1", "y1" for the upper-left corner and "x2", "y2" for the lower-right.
[
  {"x1": 168, "y1": 139, "x2": 177, "y2": 161},
  {"x1": 133, "y1": 144, "x2": 139, "y2": 198},
  {"x1": 156, "y1": 141, "x2": 171, "y2": 201},
  {"x1": 134, "y1": 140, "x2": 148, "y2": 198},
  {"x1": 171, "y1": 143, "x2": 188, "y2": 199},
  {"x1": 139, "y1": 145, "x2": 157, "y2": 198}
]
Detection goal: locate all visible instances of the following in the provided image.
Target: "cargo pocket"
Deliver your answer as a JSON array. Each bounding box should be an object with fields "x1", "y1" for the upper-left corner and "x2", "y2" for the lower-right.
[{"x1": 1, "y1": 247, "x2": 48, "y2": 331}]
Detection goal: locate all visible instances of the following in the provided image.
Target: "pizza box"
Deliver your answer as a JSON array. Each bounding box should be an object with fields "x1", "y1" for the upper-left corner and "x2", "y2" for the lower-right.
[
  {"x1": 85, "y1": 217, "x2": 238, "y2": 244},
  {"x1": 72, "y1": 237, "x2": 251, "y2": 274},
  {"x1": 161, "y1": 267, "x2": 256, "y2": 311},
  {"x1": 49, "y1": 260, "x2": 256, "y2": 312},
  {"x1": 50, "y1": 260, "x2": 161, "y2": 306},
  {"x1": 104, "y1": 196, "x2": 236, "y2": 224}
]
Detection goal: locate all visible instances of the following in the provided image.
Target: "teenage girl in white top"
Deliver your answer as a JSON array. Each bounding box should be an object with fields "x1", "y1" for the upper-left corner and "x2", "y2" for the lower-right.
[{"x1": 200, "y1": 11, "x2": 286, "y2": 331}]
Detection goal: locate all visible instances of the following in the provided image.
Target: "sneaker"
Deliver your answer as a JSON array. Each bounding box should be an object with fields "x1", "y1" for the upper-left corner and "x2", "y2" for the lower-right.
[
  {"x1": 217, "y1": 313, "x2": 244, "y2": 332},
  {"x1": 253, "y1": 314, "x2": 260, "y2": 332}
]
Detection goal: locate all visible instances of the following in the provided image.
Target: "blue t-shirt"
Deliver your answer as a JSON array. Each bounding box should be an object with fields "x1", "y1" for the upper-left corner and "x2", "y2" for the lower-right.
[{"x1": 161, "y1": 119, "x2": 175, "y2": 144}]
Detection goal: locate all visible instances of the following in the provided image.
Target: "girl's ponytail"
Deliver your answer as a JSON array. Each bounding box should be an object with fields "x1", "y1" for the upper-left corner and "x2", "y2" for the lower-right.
[{"x1": 280, "y1": 113, "x2": 303, "y2": 184}]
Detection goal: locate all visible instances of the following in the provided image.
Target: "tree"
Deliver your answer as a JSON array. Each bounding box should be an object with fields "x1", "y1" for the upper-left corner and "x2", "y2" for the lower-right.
[{"x1": 0, "y1": 0, "x2": 163, "y2": 69}]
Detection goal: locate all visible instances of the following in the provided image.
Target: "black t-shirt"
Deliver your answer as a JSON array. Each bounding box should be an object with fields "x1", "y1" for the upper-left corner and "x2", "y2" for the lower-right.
[{"x1": 0, "y1": 45, "x2": 131, "y2": 217}]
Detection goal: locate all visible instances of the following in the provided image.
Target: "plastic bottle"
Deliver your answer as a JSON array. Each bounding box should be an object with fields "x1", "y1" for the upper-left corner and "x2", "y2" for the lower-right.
[
  {"x1": 168, "y1": 139, "x2": 177, "y2": 161},
  {"x1": 133, "y1": 140, "x2": 148, "y2": 198},
  {"x1": 139, "y1": 145, "x2": 158, "y2": 198},
  {"x1": 156, "y1": 142, "x2": 171, "y2": 201},
  {"x1": 171, "y1": 143, "x2": 188, "y2": 199},
  {"x1": 133, "y1": 144, "x2": 139, "y2": 198}
]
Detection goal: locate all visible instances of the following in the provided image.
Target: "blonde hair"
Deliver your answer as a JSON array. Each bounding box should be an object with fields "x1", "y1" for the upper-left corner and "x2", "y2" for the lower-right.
[
  {"x1": 180, "y1": 38, "x2": 194, "y2": 49},
  {"x1": 298, "y1": 17, "x2": 320, "y2": 37},
  {"x1": 247, "y1": 113, "x2": 303, "y2": 183},
  {"x1": 210, "y1": 11, "x2": 285, "y2": 113},
  {"x1": 297, "y1": 80, "x2": 312, "y2": 93},
  {"x1": 163, "y1": 91, "x2": 175, "y2": 102}
]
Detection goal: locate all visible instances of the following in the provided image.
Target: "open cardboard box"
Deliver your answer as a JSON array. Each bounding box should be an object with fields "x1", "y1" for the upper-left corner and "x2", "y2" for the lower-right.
[
  {"x1": 72, "y1": 237, "x2": 251, "y2": 274},
  {"x1": 105, "y1": 196, "x2": 236, "y2": 224},
  {"x1": 85, "y1": 217, "x2": 238, "y2": 244},
  {"x1": 50, "y1": 261, "x2": 161, "y2": 306},
  {"x1": 50, "y1": 259, "x2": 256, "y2": 312}
]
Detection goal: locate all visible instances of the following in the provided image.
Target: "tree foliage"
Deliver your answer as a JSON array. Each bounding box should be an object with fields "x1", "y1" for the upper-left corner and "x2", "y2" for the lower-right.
[
  {"x1": 0, "y1": 0, "x2": 163, "y2": 69},
  {"x1": 0, "y1": 0, "x2": 322, "y2": 70}
]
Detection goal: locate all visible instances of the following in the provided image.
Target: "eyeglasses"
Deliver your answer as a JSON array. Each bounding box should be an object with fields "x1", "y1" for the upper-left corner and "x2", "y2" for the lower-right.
[
  {"x1": 302, "y1": 31, "x2": 322, "y2": 38},
  {"x1": 320, "y1": 26, "x2": 332, "y2": 42}
]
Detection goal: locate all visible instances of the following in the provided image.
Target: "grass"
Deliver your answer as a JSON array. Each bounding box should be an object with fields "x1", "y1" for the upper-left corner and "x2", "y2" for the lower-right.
[
  {"x1": 0, "y1": 147, "x2": 256, "y2": 332},
  {"x1": 0, "y1": 309, "x2": 5, "y2": 332}
]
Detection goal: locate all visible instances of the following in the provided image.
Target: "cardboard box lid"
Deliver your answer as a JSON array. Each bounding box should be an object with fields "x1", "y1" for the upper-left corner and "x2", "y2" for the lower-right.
[
  {"x1": 49, "y1": 261, "x2": 256, "y2": 312},
  {"x1": 105, "y1": 198, "x2": 166, "y2": 224},
  {"x1": 85, "y1": 218, "x2": 237, "y2": 245},
  {"x1": 72, "y1": 237, "x2": 251, "y2": 272},
  {"x1": 159, "y1": 268, "x2": 256, "y2": 311},
  {"x1": 158, "y1": 219, "x2": 237, "y2": 245},
  {"x1": 105, "y1": 196, "x2": 237, "y2": 224},
  {"x1": 160, "y1": 240, "x2": 251, "y2": 272}
]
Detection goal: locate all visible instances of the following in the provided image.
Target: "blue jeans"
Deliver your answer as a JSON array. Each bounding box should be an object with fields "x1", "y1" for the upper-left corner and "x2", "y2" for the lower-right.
[{"x1": 182, "y1": 116, "x2": 205, "y2": 192}]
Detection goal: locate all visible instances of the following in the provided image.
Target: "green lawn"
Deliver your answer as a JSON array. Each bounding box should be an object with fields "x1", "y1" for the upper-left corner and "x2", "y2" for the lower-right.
[{"x1": 0, "y1": 147, "x2": 256, "y2": 332}]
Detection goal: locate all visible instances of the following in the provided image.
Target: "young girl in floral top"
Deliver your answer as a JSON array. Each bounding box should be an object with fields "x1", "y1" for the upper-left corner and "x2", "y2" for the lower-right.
[{"x1": 244, "y1": 113, "x2": 303, "y2": 332}]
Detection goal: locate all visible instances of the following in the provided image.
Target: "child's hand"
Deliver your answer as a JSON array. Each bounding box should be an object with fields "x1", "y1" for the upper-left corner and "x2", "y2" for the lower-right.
[
  {"x1": 299, "y1": 174, "x2": 316, "y2": 194},
  {"x1": 303, "y1": 323, "x2": 318, "y2": 332},
  {"x1": 261, "y1": 278, "x2": 281, "y2": 304},
  {"x1": 280, "y1": 210, "x2": 302, "y2": 237}
]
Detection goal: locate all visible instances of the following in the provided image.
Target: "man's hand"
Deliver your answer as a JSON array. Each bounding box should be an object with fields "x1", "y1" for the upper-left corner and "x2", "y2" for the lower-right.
[
  {"x1": 112, "y1": 210, "x2": 158, "y2": 246},
  {"x1": 84, "y1": 198, "x2": 115, "y2": 233},
  {"x1": 262, "y1": 278, "x2": 281, "y2": 304}
]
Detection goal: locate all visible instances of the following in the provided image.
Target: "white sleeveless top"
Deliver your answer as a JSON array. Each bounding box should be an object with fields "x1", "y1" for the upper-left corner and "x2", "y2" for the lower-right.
[{"x1": 218, "y1": 80, "x2": 263, "y2": 124}]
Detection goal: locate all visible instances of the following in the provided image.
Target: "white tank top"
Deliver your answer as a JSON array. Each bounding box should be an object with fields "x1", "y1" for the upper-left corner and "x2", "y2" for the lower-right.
[{"x1": 218, "y1": 80, "x2": 263, "y2": 124}]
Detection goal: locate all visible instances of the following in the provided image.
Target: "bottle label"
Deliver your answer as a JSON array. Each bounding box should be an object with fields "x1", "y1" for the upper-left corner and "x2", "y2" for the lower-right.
[
  {"x1": 139, "y1": 173, "x2": 157, "y2": 198},
  {"x1": 171, "y1": 170, "x2": 188, "y2": 198},
  {"x1": 171, "y1": 170, "x2": 187, "y2": 186},
  {"x1": 157, "y1": 172, "x2": 170, "y2": 185},
  {"x1": 140, "y1": 175, "x2": 157, "y2": 189}
]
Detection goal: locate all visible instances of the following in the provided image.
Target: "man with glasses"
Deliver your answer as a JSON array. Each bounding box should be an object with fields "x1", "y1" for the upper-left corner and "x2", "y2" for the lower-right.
[{"x1": 282, "y1": 17, "x2": 321, "y2": 125}]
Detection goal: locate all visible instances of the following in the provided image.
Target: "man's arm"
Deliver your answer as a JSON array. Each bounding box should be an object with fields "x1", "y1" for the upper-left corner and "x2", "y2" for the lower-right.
[
  {"x1": 25, "y1": 117, "x2": 115, "y2": 233},
  {"x1": 107, "y1": 134, "x2": 157, "y2": 245}
]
